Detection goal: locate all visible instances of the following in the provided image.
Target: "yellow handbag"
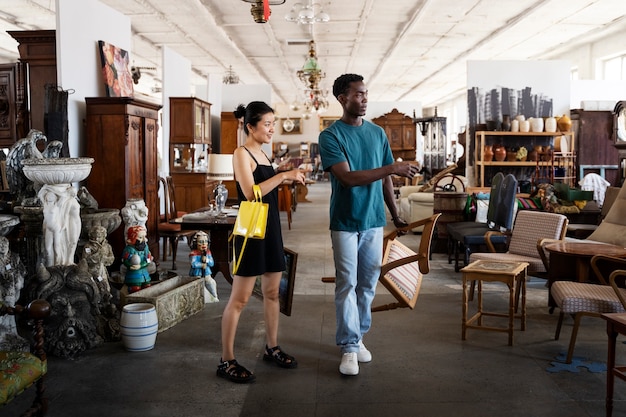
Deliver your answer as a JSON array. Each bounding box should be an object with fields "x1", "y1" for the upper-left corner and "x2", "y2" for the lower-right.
[{"x1": 230, "y1": 185, "x2": 269, "y2": 274}]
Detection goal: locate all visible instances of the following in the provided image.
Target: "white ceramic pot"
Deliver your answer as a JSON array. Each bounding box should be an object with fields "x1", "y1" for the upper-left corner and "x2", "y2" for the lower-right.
[
  {"x1": 510, "y1": 119, "x2": 519, "y2": 132},
  {"x1": 530, "y1": 117, "x2": 544, "y2": 133},
  {"x1": 120, "y1": 303, "x2": 158, "y2": 352},
  {"x1": 515, "y1": 115, "x2": 525, "y2": 122},
  {"x1": 519, "y1": 120, "x2": 530, "y2": 133},
  {"x1": 545, "y1": 117, "x2": 557, "y2": 133}
]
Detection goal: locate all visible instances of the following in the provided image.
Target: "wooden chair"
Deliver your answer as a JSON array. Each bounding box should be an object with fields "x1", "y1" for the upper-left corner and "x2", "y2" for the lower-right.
[
  {"x1": 157, "y1": 176, "x2": 195, "y2": 270},
  {"x1": 551, "y1": 255, "x2": 626, "y2": 364},
  {"x1": 0, "y1": 299, "x2": 51, "y2": 416},
  {"x1": 373, "y1": 213, "x2": 441, "y2": 312}
]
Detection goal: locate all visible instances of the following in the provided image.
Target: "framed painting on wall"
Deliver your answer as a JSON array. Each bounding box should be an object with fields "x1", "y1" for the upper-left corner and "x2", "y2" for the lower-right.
[
  {"x1": 319, "y1": 116, "x2": 340, "y2": 131},
  {"x1": 98, "y1": 40, "x2": 134, "y2": 98},
  {"x1": 252, "y1": 247, "x2": 298, "y2": 316}
]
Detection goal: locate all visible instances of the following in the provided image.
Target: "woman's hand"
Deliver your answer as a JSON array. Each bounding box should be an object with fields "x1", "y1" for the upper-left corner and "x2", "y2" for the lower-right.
[{"x1": 284, "y1": 169, "x2": 306, "y2": 185}]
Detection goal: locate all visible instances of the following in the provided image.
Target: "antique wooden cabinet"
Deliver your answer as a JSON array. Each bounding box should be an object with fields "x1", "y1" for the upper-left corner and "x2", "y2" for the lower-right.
[
  {"x1": 169, "y1": 97, "x2": 214, "y2": 212},
  {"x1": 85, "y1": 97, "x2": 161, "y2": 263},
  {"x1": 372, "y1": 108, "x2": 416, "y2": 161}
]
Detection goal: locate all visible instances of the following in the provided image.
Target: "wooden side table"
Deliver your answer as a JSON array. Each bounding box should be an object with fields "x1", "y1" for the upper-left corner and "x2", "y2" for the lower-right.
[
  {"x1": 461, "y1": 260, "x2": 529, "y2": 346},
  {"x1": 602, "y1": 312, "x2": 626, "y2": 417}
]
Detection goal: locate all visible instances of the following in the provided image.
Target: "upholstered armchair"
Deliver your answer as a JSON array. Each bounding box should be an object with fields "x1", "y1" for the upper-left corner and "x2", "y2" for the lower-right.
[{"x1": 0, "y1": 299, "x2": 51, "y2": 416}]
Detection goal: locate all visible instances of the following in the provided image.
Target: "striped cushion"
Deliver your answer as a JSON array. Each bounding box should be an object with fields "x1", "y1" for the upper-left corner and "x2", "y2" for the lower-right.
[
  {"x1": 383, "y1": 240, "x2": 422, "y2": 303},
  {"x1": 551, "y1": 281, "x2": 626, "y2": 314}
]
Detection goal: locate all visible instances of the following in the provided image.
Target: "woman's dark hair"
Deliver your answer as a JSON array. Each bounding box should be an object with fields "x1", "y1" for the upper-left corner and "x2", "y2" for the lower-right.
[
  {"x1": 233, "y1": 101, "x2": 274, "y2": 135},
  {"x1": 332, "y1": 74, "x2": 364, "y2": 99}
]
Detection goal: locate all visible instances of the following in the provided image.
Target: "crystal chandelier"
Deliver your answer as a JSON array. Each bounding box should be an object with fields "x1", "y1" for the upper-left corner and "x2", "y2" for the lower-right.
[
  {"x1": 222, "y1": 65, "x2": 240, "y2": 84},
  {"x1": 285, "y1": 1, "x2": 330, "y2": 24},
  {"x1": 297, "y1": 40, "x2": 328, "y2": 113},
  {"x1": 241, "y1": 0, "x2": 286, "y2": 24}
]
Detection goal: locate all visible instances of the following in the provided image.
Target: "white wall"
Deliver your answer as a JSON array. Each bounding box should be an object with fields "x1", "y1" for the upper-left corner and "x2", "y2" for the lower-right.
[{"x1": 56, "y1": 0, "x2": 131, "y2": 157}]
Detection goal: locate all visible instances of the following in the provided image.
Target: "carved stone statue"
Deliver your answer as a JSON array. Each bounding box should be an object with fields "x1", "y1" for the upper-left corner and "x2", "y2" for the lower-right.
[
  {"x1": 0, "y1": 236, "x2": 28, "y2": 351},
  {"x1": 30, "y1": 260, "x2": 104, "y2": 358},
  {"x1": 121, "y1": 198, "x2": 148, "y2": 243},
  {"x1": 39, "y1": 183, "x2": 81, "y2": 266},
  {"x1": 81, "y1": 225, "x2": 115, "y2": 303}
]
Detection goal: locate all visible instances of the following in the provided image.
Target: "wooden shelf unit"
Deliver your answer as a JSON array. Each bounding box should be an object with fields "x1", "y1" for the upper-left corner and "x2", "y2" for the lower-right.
[{"x1": 474, "y1": 131, "x2": 576, "y2": 188}]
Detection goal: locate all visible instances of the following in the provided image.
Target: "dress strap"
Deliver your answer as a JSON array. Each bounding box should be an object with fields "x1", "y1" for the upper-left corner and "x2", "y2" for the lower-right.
[{"x1": 242, "y1": 146, "x2": 272, "y2": 165}]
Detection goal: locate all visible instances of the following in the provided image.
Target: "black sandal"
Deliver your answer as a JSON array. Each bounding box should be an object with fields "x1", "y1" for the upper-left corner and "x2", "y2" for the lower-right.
[
  {"x1": 263, "y1": 345, "x2": 298, "y2": 369},
  {"x1": 216, "y1": 359, "x2": 256, "y2": 383}
]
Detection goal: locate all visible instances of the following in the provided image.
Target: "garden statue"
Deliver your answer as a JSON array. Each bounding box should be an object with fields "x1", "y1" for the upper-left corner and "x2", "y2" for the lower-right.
[
  {"x1": 0, "y1": 236, "x2": 28, "y2": 351},
  {"x1": 188, "y1": 231, "x2": 218, "y2": 303},
  {"x1": 121, "y1": 198, "x2": 148, "y2": 242},
  {"x1": 81, "y1": 225, "x2": 115, "y2": 303},
  {"x1": 40, "y1": 183, "x2": 81, "y2": 266},
  {"x1": 120, "y1": 225, "x2": 153, "y2": 294},
  {"x1": 30, "y1": 260, "x2": 104, "y2": 358}
]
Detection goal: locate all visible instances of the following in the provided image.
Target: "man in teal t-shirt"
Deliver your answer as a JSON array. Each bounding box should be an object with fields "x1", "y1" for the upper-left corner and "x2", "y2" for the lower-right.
[{"x1": 318, "y1": 73, "x2": 419, "y2": 376}]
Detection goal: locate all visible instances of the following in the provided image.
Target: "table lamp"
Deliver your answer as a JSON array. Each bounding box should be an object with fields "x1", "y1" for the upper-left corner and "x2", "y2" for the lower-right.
[{"x1": 207, "y1": 153, "x2": 234, "y2": 215}]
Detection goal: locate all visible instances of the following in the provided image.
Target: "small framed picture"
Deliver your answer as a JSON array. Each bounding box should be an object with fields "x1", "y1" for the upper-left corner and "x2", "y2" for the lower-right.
[
  {"x1": 252, "y1": 247, "x2": 298, "y2": 316},
  {"x1": 281, "y1": 118, "x2": 302, "y2": 135},
  {"x1": 319, "y1": 116, "x2": 340, "y2": 131}
]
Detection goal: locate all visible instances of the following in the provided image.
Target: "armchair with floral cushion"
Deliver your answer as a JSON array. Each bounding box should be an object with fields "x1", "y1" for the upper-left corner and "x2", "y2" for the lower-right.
[{"x1": 0, "y1": 299, "x2": 51, "y2": 416}]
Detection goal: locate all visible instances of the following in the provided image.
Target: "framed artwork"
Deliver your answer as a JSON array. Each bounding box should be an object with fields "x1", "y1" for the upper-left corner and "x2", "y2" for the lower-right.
[
  {"x1": 319, "y1": 116, "x2": 340, "y2": 131},
  {"x1": 98, "y1": 40, "x2": 134, "y2": 98},
  {"x1": 281, "y1": 118, "x2": 302, "y2": 135},
  {"x1": 252, "y1": 247, "x2": 297, "y2": 316}
]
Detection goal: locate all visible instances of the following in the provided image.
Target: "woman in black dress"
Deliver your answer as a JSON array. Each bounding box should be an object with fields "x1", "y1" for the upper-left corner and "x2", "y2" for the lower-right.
[{"x1": 217, "y1": 101, "x2": 305, "y2": 383}]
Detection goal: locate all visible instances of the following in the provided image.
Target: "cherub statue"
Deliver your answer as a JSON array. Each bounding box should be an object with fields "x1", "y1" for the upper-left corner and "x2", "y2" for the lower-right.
[
  {"x1": 120, "y1": 225, "x2": 153, "y2": 294},
  {"x1": 188, "y1": 231, "x2": 218, "y2": 303},
  {"x1": 0, "y1": 236, "x2": 28, "y2": 351},
  {"x1": 81, "y1": 226, "x2": 115, "y2": 303}
]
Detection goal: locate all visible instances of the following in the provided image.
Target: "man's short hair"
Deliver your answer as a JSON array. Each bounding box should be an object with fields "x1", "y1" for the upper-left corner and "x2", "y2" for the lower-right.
[{"x1": 332, "y1": 74, "x2": 364, "y2": 99}]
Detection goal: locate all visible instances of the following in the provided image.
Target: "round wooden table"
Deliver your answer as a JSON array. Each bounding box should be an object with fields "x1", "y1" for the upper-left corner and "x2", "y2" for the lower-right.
[{"x1": 544, "y1": 241, "x2": 626, "y2": 283}]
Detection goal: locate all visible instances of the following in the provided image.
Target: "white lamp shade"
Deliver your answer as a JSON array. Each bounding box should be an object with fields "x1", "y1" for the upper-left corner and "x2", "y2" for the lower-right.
[{"x1": 207, "y1": 154, "x2": 234, "y2": 181}]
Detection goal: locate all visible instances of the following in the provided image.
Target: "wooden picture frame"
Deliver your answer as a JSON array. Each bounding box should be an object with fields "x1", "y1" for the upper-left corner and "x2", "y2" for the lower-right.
[
  {"x1": 281, "y1": 118, "x2": 302, "y2": 135},
  {"x1": 97, "y1": 40, "x2": 134, "y2": 98},
  {"x1": 252, "y1": 247, "x2": 297, "y2": 316},
  {"x1": 319, "y1": 116, "x2": 340, "y2": 131}
]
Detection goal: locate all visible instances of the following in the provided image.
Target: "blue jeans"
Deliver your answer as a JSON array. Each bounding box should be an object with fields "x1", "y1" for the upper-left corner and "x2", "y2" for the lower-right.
[{"x1": 331, "y1": 228, "x2": 383, "y2": 353}]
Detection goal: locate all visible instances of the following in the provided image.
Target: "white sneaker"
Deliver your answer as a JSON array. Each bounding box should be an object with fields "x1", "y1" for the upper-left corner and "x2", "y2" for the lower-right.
[
  {"x1": 339, "y1": 352, "x2": 359, "y2": 375},
  {"x1": 357, "y1": 340, "x2": 372, "y2": 363}
]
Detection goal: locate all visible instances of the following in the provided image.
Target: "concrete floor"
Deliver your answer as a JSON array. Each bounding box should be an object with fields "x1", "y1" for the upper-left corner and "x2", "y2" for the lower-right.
[{"x1": 5, "y1": 182, "x2": 626, "y2": 417}]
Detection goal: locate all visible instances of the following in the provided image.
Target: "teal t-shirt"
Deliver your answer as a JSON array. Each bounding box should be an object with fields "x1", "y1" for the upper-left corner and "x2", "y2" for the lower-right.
[{"x1": 318, "y1": 119, "x2": 394, "y2": 232}]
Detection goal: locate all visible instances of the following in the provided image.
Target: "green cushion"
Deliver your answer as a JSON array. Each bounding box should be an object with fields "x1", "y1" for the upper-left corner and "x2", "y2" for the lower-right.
[{"x1": 0, "y1": 351, "x2": 46, "y2": 405}]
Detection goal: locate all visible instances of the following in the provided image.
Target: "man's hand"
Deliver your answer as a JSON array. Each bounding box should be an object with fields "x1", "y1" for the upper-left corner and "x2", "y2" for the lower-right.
[
  {"x1": 392, "y1": 216, "x2": 409, "y2": 235},
  {"x1": 393, "y1": 161, "x2": 420, "y2": 179}
]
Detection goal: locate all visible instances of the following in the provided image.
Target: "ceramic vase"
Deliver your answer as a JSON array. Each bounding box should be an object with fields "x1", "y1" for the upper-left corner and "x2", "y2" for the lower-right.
[
  {"x1": 506, "y1": 151, "x2": 517, "y2": 162},
  {"x1": 545, "y1": 117, "x2": 557, "y2": 133},
  {"x1": 530, "y1": 117, "x2": 544, "y2": 133},
  {"x1": 528, "y1": 149, "x2": 539, "y2": 162},
  {"x1": 494, "y1": 145, "x2": 507, "y2": 162},
  {"x1": 120, "y1": 303, "x2": 158, "y2": 352},
  {"x1": 483, "y1": 145, "x2": 494, "y2": 162},
  {"x1": 501, "y1": 115, "x2": 511, "y2": 132},
  {"x1": 557, "y1": 114, "x2": 572, "y2": 132},
  {"x1": 519, "y1": 120, "x2": 530, "y2": 133},
  {"x1": 510, "y1": 119, "x2": 519, "y2": 132}
]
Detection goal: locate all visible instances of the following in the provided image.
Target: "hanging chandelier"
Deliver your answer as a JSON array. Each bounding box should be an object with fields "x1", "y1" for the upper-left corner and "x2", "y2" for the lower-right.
[
  {"x1": 297, "y1": 40, "x2": 328, "y2": 113},
  {"x1": 222, "y1": 65, "x2": 240, "y2": 85},
  {"x1": 285, "y1": 1, "x2": 330, "y2": 24},
  {"x1": 241, "y1": 0, "x2": 286, "y2": 24}
]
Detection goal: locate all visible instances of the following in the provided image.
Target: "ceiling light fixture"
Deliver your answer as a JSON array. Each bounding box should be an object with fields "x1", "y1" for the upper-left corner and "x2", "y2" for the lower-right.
[
  {"x1": 285, "y1": 1, "x2": 330, "y2": 25},
  {"x1": 297, "y1": 40, "x2": 328, "y2": 113},
  {"x1": 222, "y1": 65, "x2": 240, "y2": 84},
  {"x1": 241, "y1": 0, "x2": 286, "y2": 24}
]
